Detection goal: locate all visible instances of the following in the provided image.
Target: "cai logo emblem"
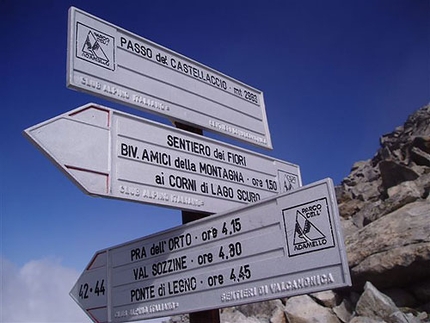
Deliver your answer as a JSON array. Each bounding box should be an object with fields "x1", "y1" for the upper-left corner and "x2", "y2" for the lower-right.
[{"x1": 76, "y1": 22, "x2": 115, "y2": 70}]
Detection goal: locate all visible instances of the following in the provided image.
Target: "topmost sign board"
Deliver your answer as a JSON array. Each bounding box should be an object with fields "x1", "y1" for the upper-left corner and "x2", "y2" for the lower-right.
[{"x1": 67, "y1": 7, "x2": 273, "y2": 149}]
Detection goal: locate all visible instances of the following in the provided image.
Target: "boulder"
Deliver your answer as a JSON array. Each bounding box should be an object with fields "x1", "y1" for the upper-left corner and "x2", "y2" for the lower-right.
[
  {"x1": 355, "y1": 282, "x2": 419, "y2": 323},
  {"x1": 220, "y1": 308, "x2": 262, "y2": 323},
  {"x1": 379, "y1": 160, "x2": 419, "y2": 193},
  {"x1": 333, "y1": 298, "x2": 354, "y2": 323},
  {"x1": 349, "y1": 317, "x2": 384, "y2": 323},
  {"x1": 284, "y1": 295, "x2": 340, "y2": 323},
  {"x1": 310, "y1": 290, "x2": 340, "y2": 308},
  {"x1": 346, "y1": 201, "x2": 430, "y2": 289}
]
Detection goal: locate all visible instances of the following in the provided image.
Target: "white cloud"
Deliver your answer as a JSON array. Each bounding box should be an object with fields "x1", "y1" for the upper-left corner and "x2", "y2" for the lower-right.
[
  {"x1": 1, "y1": 257, "x2": 89, "y2": 322},
  {"x1": 0, "y1": 257, "x2": 169, "y2": 323}
]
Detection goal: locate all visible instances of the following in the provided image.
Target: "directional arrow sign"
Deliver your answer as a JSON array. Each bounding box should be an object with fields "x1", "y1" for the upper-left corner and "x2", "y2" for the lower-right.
[
  {"x1": 70, "y1": 179, "x2": 351, "y2": 322},
  {"x1": 67, "y1": 7, "x2": 273, "y2": 149},
  {"x1": 24, "y1": 103, "x2": 301, "y2": 213}
]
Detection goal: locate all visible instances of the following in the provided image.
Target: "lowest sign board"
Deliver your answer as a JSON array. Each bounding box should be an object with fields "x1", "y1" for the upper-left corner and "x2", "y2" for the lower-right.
[
  {"x1": 67, "y1": 7, "x2": 272, "y2": 149},
  {"x1": 70, "y1": 179, "x2": 351, "y2": 322},
  {"x1": 24, "y1": 103, "x2": 301, "y2": 213}
]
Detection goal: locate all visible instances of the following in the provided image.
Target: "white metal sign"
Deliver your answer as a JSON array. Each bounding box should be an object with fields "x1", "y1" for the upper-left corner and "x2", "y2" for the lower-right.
[
  {"x1": 70, "y1": 179, "x2": 351, "y2": 322},
  {"x1": 67, "y1": 7, "x2": 273, "y2": 149},
  {"x1": 24, "y1": 103, "x2": 300, "y2": 213}
]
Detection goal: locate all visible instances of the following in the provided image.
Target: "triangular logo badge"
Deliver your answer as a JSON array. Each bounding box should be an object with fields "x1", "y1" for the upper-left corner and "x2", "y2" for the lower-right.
[
  {"x1": 81, "y1": 31, "x2": 109, "y2": 64},
  {"x1": 293, "y1": 210, "x2": 325, "y2": 245}
]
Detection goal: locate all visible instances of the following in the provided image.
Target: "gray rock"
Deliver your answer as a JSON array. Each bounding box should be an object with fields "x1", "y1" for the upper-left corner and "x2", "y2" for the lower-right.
[
  {"x1": 355, "y1": 282, "x2": 412, "y2": 323},
  {"x1": 410, "y1": 145, "x2": 430, "y2": 167},
  {"x1": 270, "y1": 307, "x2": 287, "y2": 323},
  {"x1": 166, "y1": 314, "x2": 189, "y2": 323},
  {"x1": 284, "y1": 295, "x2": 340, "y2": 323},
  {"x1": 346, "y1": 201, "x2": 430, "y2": 289},
  {"x1": 338, "y1": 197, "x2": 363, "y2": 219},
  {"x1": 384, "y1": 181, "x2": 423, "y2": 214},
  {"x1": 236, "y1": 299, "x2": 284, "y2": 320},
  {"x1": 379, "y1": 160, "x2": 419, "y2": 192},
  {"x1": 353, "y1": 200, "x2": 384, "y2": 227},
  {"x1": 310, "y1": 290, "x2": 340, "y2": 308},
  {"x1": 340, "y1": 216, "x2": 359, "y2": 239},
  {"x1": 349, "y1": 317, "x2": 384, "y2": 323},
  {"x1": 220, "y1": 307, "x2": 263, "y2": 323},
  {"x1": 333, "y1": 298, "x2": 353, "y2": 323}
]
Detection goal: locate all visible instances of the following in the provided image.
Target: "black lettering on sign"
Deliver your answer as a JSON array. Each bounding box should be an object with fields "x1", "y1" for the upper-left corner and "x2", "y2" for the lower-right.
[
  {"x1": 227, "y1": 152, "x2": 247, "y2": 166},
  {"x1": 302, "y1": 203, "x2": 322, "y2": 218},
  {"x1": 121, "y1": 143, "x2": 139, "y2": 159},
  {"x1": 168, "y1": 277, "x2": 197, "y2": 295},
  {"x1": 174, "y1": 157, "x2": 196, "y2": 171},
  {"x1": 199, "y1": 162, "x2": 244, "y2": 183},
  {"x1": 237, "y1": 189, "x2": 260, "y2": 202},
  {"x1": 133, "y1": 266, "x2": 149, "y2": 280},
  {"x1": 141, "y1": 149, "x2": 172, "y2": 166},
  {"x1": 151, "y1": 256, "x2": 188, "y2": 276},
  {"x1": 166, "y1": 135, "x2": 211, "y2": 157},
  {"x1": 120, "y1": 36, "x2": 153, "y2": 58},
  {"x1": 131, "y1": 246, "x2": 147, "y2": 261},
  {"x1": 210, "y1": 183, "x2": 234, "y2": 199},
  {"x1": 130, "y1": 285, "x2": 155, "y2": 302},
  {"x1": 168, "y1": 233, "x2": 192, "y2": 251},
  {"x1": 168, "y1": 175, "x2": 197, "y2": 192},
  {"x1": 150, "y1": 241, "x2": 167, "y2": 255}
]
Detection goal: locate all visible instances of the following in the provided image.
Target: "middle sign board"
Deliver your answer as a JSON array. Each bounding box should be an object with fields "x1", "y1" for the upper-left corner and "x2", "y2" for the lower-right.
[
  {"x1": 24, "y1": 103, "x2": 301, "y2": 214},
  {"x1": 67, "y1": 6, "x2": 273, "y2": 149}
]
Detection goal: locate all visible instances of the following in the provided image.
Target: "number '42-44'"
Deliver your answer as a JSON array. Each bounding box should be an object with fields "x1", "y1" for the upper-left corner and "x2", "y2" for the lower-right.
[{"x1": 79, "y1": 279, "x2": 105, "y2": 299}]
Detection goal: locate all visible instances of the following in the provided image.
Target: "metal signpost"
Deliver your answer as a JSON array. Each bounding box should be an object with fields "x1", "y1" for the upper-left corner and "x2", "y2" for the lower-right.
[
  {"x1": 22, "y1": 6, "x2": 351, "y2": 322},
  {"x1": 67, "y1": 7, "x2": 273, "y2": 149},
  {"x1": 24, "y1": 103, "x2": 301, "y2": 214},
  {"x1": 70, "y1": 179, "x2": 351, "y2": 322}
]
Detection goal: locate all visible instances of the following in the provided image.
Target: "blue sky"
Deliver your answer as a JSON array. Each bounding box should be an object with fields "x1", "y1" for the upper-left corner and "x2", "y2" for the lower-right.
[{"x1": 1, "y1": 1, "x2": 429, "y2": 322}]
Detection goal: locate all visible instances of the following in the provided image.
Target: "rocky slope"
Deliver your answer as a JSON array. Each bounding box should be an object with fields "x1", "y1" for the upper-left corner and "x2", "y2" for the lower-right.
[
  {"x1": 338, "y1": 104, "x2": 430, "y2": 297},
  {"x1": 168, "y1": 104, "x2": 430, "y2": 323}
]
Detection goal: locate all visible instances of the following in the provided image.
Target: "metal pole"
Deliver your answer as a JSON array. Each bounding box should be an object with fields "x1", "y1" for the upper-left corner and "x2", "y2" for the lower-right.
[{"x1": 175, "y1": 122, "x2": 221, "y2": 323}]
